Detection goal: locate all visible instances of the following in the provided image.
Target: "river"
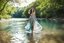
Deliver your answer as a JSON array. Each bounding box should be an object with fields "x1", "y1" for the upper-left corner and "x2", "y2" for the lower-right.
[{"x1": 0, "y1": 18, "x2": 64, "y2": 43}]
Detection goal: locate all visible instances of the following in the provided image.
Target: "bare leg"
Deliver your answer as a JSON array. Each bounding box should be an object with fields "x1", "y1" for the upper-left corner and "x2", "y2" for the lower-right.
[
  {"x1": 32, "y1": 24, "x2": 34, "y2": 33},
  {"x1": 27, "y1": 24, "x2": 35, "y2": 43},
  {"x1": 28, "y1": 33, "x2": 35, "y2": 43}
]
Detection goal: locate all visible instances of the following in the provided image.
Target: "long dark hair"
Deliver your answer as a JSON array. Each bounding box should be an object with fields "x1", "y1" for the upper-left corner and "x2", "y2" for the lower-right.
[{"x1": 29, "y1": 8, "x2": 35, "y2": 14}]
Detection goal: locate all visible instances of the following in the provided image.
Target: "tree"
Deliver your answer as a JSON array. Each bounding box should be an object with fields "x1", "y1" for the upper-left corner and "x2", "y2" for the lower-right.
[
  {"x1": 0, "y1": 0, "x2": 26, "y2": 12},
  {"x1": 0, "y1": 0, "x2": 26, "y2": 19},
  {"x1": 23, "y1": 0, "x2": 64, "y2": 18},
  {"x1": 0, "y1": 0, "x2": 9, "y2": 12},
  {"x1": 0, "y1": 4, "x2": 16, "y2": 19}
]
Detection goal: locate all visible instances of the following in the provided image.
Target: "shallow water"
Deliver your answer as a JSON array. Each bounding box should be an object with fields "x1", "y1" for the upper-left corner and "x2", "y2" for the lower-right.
[{"x1": 0, "y1": 18, "x2": 64, "y2": 43}]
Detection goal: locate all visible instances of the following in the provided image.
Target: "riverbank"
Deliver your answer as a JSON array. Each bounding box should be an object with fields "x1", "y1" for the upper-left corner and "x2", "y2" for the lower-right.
[{"x1": 0, "y1": 30, "x2": 12, "y2": 43}]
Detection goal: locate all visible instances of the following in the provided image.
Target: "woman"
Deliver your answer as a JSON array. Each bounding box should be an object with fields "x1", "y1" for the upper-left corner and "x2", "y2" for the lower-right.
[
  {"x1": 26, "y1": 8, "x2": 36, "y2": 43},
  {"x1": 26, "y1": 8, "x2": 42, "y2": 43},
  {"x1": 28, "y1": 8, "x2": 37, "y2": 33},
  {"x1": 25, "y1": 8, "x2": 42, "y2": 33}
]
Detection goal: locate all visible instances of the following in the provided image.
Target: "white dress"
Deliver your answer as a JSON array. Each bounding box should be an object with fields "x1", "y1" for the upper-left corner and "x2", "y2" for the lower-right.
[{"x1": 25, "y1": 14, "x2": 42, "y2": 33}]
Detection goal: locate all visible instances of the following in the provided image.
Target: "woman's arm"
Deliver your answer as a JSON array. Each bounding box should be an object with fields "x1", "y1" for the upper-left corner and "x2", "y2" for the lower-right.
[{"x1": 33, "y1": 11, "x2": 37, "y2": 21}]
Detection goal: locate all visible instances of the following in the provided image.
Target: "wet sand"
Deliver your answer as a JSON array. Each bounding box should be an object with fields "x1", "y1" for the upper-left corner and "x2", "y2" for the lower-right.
[
  {"x1": 38, "y1": 30, "x2": 64, "y2": 43},
  {"x1": 27, "y1": 30, "x2": 64, "y2": 43},
  {"x1": 0, "y1": 30, "x2": 12, "y2": 43}
]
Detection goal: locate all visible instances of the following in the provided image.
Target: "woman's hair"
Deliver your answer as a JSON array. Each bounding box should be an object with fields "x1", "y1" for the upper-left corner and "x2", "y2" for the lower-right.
[{"x1": 28, "y1": 8, "x2": 35, "y2": 14}]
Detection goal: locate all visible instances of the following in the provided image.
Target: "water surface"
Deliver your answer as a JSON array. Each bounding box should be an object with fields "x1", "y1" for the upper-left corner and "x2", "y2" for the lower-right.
[{"x1": 0, "y1": 18, "x2": 64, "y2": 43}]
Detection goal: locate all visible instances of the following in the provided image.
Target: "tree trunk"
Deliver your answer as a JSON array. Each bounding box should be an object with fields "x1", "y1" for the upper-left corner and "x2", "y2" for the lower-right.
[
  {"x1": 0, "y1": 18, "x2": 1, "y2": 20},
  {"x1": 0, "y1": 1, "x2": 8, "y2": 12}
]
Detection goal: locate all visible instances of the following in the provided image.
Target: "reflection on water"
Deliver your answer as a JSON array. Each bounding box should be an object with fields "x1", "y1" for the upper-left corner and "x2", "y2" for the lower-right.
[
  {"x1": 8, "y1": 20, "x2": 43, "y2": 43},
  {"x1": 38, "y1": 19, "x2": 64, "y2": 30},
  {"x1": 27, "y1": 33, "x2": 35, "y2": 43},
  {"x1": 0, "y1": 19, "x2": 64, "y2": 43},
  {"x1": 27, "y1": 31, "x2": 42, "y2": 43}
]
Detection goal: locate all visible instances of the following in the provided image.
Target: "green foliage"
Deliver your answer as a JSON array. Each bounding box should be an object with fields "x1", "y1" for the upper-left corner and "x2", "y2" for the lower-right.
[
  {"x1": 0, "y1": 0, "x2": 26, "y2": 19},
  {"x1": 0, "y1": 4, "x2": 16, "y2": 19},
  {"x1": 23, "y1": 0, "x2": 64, "y2": 18},
  {"x1": 0, "y1": 0, "x2": 9, "y2": 11},
  {"x1": 23, "y1": 2, "x2": 35, "y2": 17}
]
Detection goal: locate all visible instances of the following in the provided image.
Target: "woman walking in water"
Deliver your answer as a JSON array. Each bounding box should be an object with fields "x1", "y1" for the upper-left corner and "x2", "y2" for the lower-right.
[
  {"x1": 25, "y1": 8, "x2": 42, "y2": 33},
  {"x1": 28, "y1": 8, "x2": 37, "y2": 33},
  {"x1": 27, "y1": 8, "x2": 36, "y2": 43},
  {"x1": 25, "y1": 8, "x2": 42, "y2": 43}
]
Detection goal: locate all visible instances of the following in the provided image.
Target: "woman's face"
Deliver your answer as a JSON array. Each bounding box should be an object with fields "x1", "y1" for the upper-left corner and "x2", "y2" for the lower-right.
[{"x1": 32, "y1": 8, "x2": 34, "y2": 13}]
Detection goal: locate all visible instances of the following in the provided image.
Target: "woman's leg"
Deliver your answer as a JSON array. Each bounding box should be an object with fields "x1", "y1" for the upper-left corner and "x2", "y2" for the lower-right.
[{"x1": 32, "y1": 24, "x2": 34, "y2": 33}]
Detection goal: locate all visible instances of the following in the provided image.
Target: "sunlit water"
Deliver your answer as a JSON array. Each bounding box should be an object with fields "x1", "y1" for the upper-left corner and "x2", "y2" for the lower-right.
[
  {"x1": 0, "y1": 18, "x2": 64, "y2": 43},
  {"x1": 5, "y1": 19, "x2": 43, "y2": 43}
]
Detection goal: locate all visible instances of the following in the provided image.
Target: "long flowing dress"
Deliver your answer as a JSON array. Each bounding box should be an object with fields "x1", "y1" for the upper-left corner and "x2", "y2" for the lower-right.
[
  {"x1": 25, "y1": 14, "x2": 42, "y2": 33},
  {"x1": 29, "y1": 14, "x2": 37, "y2": 26}
]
